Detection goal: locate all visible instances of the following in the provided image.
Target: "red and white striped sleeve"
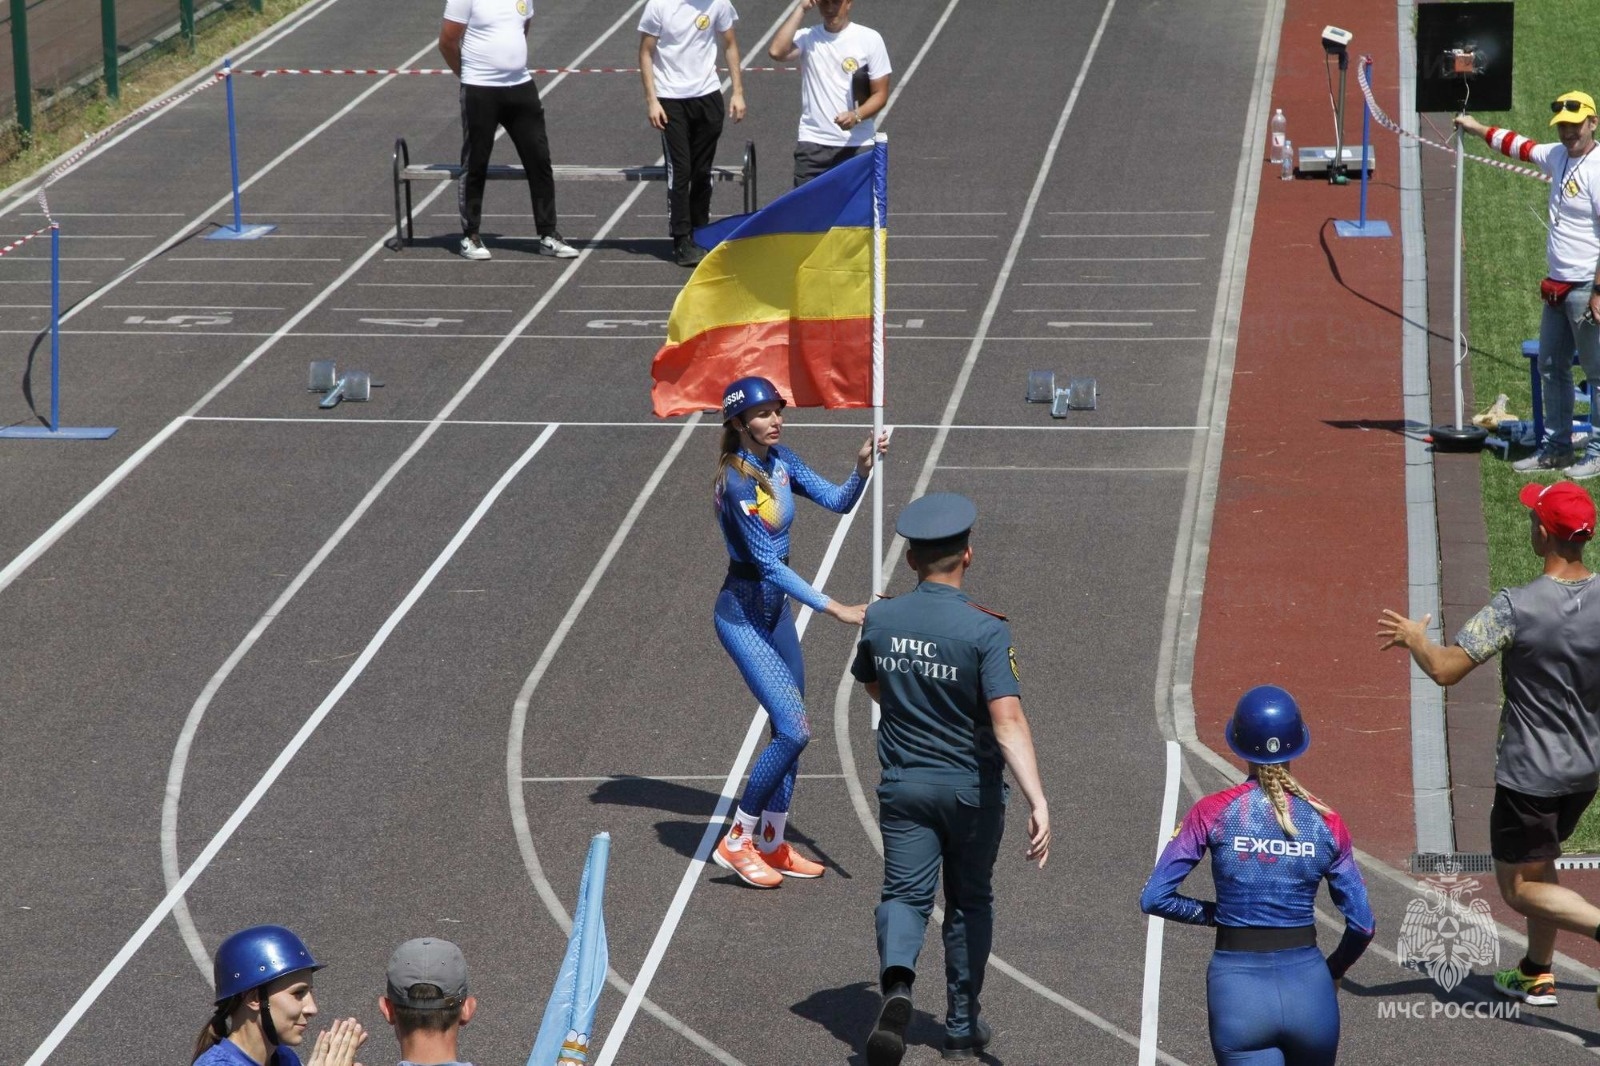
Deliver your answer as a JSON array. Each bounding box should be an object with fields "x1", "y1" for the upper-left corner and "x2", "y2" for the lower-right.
[{"x1": 1484, "y1": 126, "x2": 1536, "y2": 162}]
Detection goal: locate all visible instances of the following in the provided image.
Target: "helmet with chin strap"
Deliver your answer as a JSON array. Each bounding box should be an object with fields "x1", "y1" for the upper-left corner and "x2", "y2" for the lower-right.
[
  {"x1": 721, "y1": 376, "x2": 786, "y2": 423},
  {"x1": 212, "y1": 925, "x2": 323, "y2": 1046}
]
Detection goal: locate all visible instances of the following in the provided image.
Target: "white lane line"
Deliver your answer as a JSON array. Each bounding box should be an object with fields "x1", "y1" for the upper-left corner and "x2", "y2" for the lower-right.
[
  {"x1": 56, "y1": 234, "x2": 156, "y2": 239},
  {"x1": 167, "y1": 257, "x2": 341, "y2": 262},
  {"x1": 594, "y1": 475, "x2": 868, "y2": 1066},
  {"x1": 1048, "y1": 321, "x2": 1152, "y2": 327},
  {"x1": 332, "y1": 307, "x2": 513, "y2": 313},
  {"x1": 185, "y1": 415, "x2": 1209, "y2": 431},
  {"x1": 824, "y1": 0, "x2": 1192, "y2": 1056},
  {"x1": 1042, "y1": 233, "x2": 1211, "y2": 239},
  {"x1": 522, "y1": 774, "x2": 846, "y2": 783},
  {"x1": 888, "y1": 234, "x2": 996, "y2": 239},
  {"x1": 1138, "y1": 742, "x2": 1183, "y2": 1066},
  {"x1": 890, "y1": 257, "x2": 987, "y2": 262},
  {"x1": 360, "y1": 282, "x2": 566, "y2": 289},
  {"x1": 258, "y1": 233, "x2": 373, "y2": 239},
  {"x1": 28, "y1": 426, "x2": 558, "y2": 1066},
  {"x1": 104, "y1": 304, "x2": 284, "y2": 310},
  {"x1": 4, "y1": 256, "x2": 125, "y2": 262},
  {"x1": 503, "y1": 415, "x2": 743, "y2": 1066},
  {"x1": 134, "y1": 280, "x2": 313, "y2": 286},
  {"x1": 18, "y1": 212, "x2": 184, "y2": 217}
]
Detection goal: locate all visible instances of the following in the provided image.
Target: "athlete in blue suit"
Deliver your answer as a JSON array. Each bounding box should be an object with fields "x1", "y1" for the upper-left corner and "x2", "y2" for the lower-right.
[
  {"x1": 711, "y1": 375, "x2": 885, "y2": 888},
  {"x1": 1141, "y1": 686, "x2": 1375, "y2": 1065}
]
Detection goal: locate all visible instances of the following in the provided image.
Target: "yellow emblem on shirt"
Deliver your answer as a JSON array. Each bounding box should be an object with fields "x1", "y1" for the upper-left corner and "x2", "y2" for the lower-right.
[
  {"x1": 1008, "y1": 646, "x2": 1019, "y2": 681},
  {"x1": 842, "y1": 57, "x2": 859, "y2": 73},
  {"x1": 515, "y1": 0, "x2": 527, "y2": 13},
  {"x1": 695, "y1": 13, "x2": 710, "y2": 29},
  {"x1": 1567, "y1": 177, "x2": 1582, "y2": 198},
  {"x1": 740, "y1": 484, "x2": 781, "y2": 531}
]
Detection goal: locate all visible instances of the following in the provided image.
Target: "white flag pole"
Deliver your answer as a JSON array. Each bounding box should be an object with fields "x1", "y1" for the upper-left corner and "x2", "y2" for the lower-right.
[{"x1": 870, "y1": 134, "x2": 887, "y2": 731}]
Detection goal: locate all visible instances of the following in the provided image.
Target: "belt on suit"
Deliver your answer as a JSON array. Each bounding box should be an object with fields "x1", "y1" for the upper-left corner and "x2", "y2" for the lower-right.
[
  {"x1": 727, "y1": 555, "x2": 787, "y2": 581},
  {"x1": 1214, "y1": 925, "x2": 1317, "y2": 952}
]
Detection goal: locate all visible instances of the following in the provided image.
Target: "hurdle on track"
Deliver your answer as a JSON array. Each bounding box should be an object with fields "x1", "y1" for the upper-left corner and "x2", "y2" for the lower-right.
[{"x1": 389, "y1": 137, "x2": 758, "y2": 248}]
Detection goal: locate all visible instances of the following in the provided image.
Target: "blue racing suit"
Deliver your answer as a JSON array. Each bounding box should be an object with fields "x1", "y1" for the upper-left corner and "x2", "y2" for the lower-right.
[
  {"x1": 714, "y1": 445, "x2": 864, "y2": 817},
  {"x1": 1141, "y1": 780, "x2": 1375, "y2": 1066}
]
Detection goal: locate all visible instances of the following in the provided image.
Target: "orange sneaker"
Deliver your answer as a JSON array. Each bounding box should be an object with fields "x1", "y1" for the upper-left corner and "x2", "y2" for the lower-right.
[
  {"x1": 714, "y1": 835, "x2": 783, "y2": 888},
  {"x1": 759, "y1": 842, "x2": 825, "y2": 878}
]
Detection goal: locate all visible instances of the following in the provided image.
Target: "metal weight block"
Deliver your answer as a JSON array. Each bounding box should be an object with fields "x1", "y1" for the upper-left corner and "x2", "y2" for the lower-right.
[
  {"x1": 308, "y1": 360, "x2": 337, "y2": 392},
  {"x1": 1066, "y1": 376, "x2": 1098, "y2": 410},
  {"x1": 343, "y1": 371, "x2": 372, "y2": 402},
  {"x1": 1026, "y1": 370, "x2": 1055, "y2": 403}
]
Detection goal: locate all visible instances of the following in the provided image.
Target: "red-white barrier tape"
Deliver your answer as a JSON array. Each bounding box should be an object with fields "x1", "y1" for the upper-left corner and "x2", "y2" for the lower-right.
[
  {"x1": 1356, "y1": 55, "x2": 1549, "y2": 184},
  {"x1": 0, "y1": 224, "x2": 50, "y2": 258},
  {"x1": 230, "y1": 65, "x2": 795, "y2": 75},
  {"x1": 32, "y1": 70, "x2": 227, "y2": 224}
]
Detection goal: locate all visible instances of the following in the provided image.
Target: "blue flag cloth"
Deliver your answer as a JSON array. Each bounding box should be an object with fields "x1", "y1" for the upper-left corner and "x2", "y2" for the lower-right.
[{"x1": 528, "y1": 833, "x2": 611, "y2": 1066}]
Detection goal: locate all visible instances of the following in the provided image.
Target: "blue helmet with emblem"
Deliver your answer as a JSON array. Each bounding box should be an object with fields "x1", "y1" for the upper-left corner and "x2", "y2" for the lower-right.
[
  {"x1": 213, "y1": 924, "x2": 323, "y2": 1003},
  {"x1": 722, "y1": 376, "x2": 786, "y2": 423},
  {"x1": 1226, "y1": 684, "x2": 1308, "y2": 765}
]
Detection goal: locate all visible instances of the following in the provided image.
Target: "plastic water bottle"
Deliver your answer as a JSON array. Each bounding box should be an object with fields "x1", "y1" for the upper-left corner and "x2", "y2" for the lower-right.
[
  {"x1": 1281, "y1": 139, "x2": 1294, "y2": 180},
  {"x1": 1270, "y1": 108, "x2": 1287, "y2": 164}
]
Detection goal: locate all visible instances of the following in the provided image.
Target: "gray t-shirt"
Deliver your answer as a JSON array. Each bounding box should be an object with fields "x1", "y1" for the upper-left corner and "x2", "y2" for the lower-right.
[{"x1": 1456, "y1": 574, "x2": 1600, "y2": 796}]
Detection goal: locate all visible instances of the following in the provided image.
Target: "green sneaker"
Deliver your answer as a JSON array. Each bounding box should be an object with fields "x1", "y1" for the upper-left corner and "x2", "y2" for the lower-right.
[{"x1": 1493, "y1": 966, "x2": 1557, "y2": 1006}]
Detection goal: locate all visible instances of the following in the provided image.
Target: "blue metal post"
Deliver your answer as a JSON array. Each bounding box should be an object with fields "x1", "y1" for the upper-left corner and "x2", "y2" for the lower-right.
[
  {"x1": 50, "y1": 223, "x2": 60, "y2": 430},
  {"x1": 1358, "y1": 85, "x2": 1372, "y2": 226},
  {"x1": 224, "y1": 58, "x2": 243, "y2": 232}
]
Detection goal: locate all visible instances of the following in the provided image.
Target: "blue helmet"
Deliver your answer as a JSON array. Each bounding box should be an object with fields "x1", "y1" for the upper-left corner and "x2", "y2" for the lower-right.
[
  {"x1": 721, "y1": 376, "x2": 786, "y2": 423},
  {"x1": 1226, "y1": 685, "x2": 1309, "y2": 765},
  {"x1": 213, "y1": 924, "x2": 323, "y2": 1003}
]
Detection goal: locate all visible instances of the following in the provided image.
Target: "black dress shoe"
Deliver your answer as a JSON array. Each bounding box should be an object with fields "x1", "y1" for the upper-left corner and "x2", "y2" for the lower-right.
[
  {"x1": 941, "y1": 1017, "x2": 993, "y2": 1060},
  {"x1": 865, "y1": 982, "x2": 913, "y2": 1066},
  {"x1": 674, "y1": 236, "x2": 706, "y2": 267}
]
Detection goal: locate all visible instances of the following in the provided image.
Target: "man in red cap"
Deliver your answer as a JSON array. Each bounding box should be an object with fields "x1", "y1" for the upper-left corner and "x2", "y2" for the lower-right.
[{"x1": 1379, "y1": 481, "x2": 1600, "y2": 1007}]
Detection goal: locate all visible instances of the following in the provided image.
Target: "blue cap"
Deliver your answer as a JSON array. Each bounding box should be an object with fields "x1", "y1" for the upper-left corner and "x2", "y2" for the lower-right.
[{"x1": 896, "y1": 493, "x2": 978, "y2": 542}]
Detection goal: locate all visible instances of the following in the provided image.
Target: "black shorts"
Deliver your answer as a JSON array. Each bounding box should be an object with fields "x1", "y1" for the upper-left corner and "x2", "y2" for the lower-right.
[{"x1": 1489, "y1": 784, "x2": 1597, "y2": 864}]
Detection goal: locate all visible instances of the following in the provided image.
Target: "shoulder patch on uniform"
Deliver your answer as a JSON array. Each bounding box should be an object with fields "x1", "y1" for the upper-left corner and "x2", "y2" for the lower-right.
[
  {"x1": 1008, "y1": 646, "x2": 1019, "y2": 681},
  {"x1": 967, "y1": 601, "x2": 1006, "y2": 620}
]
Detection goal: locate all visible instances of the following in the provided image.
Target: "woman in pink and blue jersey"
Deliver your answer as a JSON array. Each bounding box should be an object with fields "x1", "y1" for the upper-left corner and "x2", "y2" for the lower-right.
[
  {"x1": 1141, "y1": 686, "x2": 1374, "y2": 1065},
  {"x1": 710, "y1": 375, "x2": 884, "y2": 889}
]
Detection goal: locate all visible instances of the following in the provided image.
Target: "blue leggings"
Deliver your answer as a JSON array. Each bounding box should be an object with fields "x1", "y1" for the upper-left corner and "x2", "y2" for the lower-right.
[
  {"x1": 1206, "y1": 947, "x2": 1339, "y2": 1065},
  {"x1": 715, "y1": 580, "x2": 809, "y2": 817}
]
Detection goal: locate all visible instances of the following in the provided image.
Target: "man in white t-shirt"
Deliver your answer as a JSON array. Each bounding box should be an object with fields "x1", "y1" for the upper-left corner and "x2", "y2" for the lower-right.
[
  {"x1": 1458, "y1": 91, "x2": 1600, "y2": 476},
  {"x1": 439, "y1": 0, "x2": 578, "y2": 261},
  {"x1": 640, "y1": 0, "x2": 746, "y2": 267},
  {"x1": 769, "y1": 0, "x2": 890, "y2": 187}
]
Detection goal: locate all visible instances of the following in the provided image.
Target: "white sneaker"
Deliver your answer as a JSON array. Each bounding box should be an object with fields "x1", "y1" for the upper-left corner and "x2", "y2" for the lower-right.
[
  {"x1": 1569, "y1": 453, "x2": 1600, "y2": 480},
  {"x1": 538, "y1": 233, "x2": 579, "y2": 259},
  {"x1": 1511, "y1": 447, "x2": 1575, "y2": 473},
  {"x1": 459, "y1": 235, "x2": 491, "y2": 261}
]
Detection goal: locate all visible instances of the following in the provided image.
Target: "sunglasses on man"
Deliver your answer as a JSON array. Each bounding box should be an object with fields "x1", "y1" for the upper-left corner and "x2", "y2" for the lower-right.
[{"x1": 1552, "y1": 99, "x2": 1592, "y2": 114}]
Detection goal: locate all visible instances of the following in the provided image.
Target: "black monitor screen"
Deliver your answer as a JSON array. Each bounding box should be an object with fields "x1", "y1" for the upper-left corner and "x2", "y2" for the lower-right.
[{"x1": 1415, "y1": 1, "x2": 1514, "y2": 113}]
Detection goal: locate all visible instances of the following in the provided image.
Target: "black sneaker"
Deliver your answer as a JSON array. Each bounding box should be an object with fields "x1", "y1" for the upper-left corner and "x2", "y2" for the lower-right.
[
  {"x1": 941, "y1": 1017, "x2": 993, "y2": 1060},
  {"x1": 675, "y1": 235, "x2": 706, "y2": 267},
  {"x1": 866, "y1": 983, "x2": 912, "y2": 1066}
]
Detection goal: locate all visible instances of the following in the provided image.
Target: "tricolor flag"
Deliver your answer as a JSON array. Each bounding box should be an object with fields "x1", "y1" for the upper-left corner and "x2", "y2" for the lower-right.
[
  {"x1": 649, "y1": 139, "x2": 888, "y2": 419},
  {"x1": 528, "y1": 832, "x2": 611, "y2": 1066}
]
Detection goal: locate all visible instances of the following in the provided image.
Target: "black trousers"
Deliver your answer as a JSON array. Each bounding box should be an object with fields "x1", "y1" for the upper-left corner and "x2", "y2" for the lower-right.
[
  {"x1": 793, "y1": 140, "x2": 871, "y2": 188},
  {"x1": 458, "y1": 80, "x2": 558, "y2": 238},
  {"x1": 659, "y1": 92, "x2": 726, "y2": 238}
]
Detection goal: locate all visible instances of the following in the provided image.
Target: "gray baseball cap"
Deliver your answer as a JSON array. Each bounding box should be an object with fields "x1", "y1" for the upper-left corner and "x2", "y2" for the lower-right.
[{"x1": 386, "y1": 938, "x2": 468, "y2": 1008}]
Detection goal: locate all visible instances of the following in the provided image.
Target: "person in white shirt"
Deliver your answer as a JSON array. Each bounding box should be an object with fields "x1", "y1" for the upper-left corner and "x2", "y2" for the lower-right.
[
  {"x1": 1458, "y1": 91, "x2": 1600, "y2": 477},
  {"x1": 640, "y1": 0, "x2": 746, "y2": 267},
  {"x1": 438, "y1": 0, "x2": 578, "y2": 261},
  {"x1": 769, "y1": 0, "x2": 890, "y2": 188}
]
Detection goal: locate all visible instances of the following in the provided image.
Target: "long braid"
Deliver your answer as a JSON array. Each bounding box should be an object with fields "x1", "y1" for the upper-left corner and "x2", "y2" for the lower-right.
[
  {"x1": 715, "y1": 424, "x2": 772, "y2": 496},
  {"x1": 1256, "y1": 763, "x2": 1332, "y2": 838}
]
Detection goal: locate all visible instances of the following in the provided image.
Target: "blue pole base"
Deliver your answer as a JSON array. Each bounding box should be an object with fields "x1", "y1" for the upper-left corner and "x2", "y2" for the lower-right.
[
  {"x1": 206, "y1": 222, "x2": 277, "y2": 241},
  {"x1": 1334, "y1": 218, "x2": 1392, "y2": 239},
  {"x1": 0, "y1": 425, "x2": 119, "y2": 439}
]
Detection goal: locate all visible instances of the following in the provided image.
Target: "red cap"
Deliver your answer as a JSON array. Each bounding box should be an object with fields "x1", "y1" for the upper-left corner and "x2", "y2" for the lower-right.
[{"x1": 1519, "y1": 481, "x2": 1597, "y2": 541}]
